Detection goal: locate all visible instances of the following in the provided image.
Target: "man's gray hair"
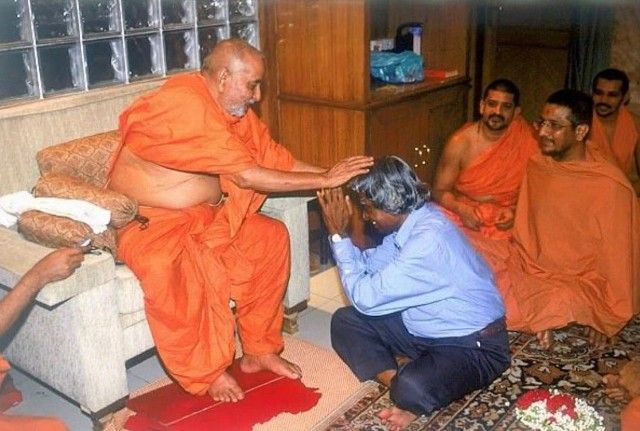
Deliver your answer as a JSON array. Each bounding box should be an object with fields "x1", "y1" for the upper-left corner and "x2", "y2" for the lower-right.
[{"x1": 348, "y1": 156, "x2": 429, "y2": 215}]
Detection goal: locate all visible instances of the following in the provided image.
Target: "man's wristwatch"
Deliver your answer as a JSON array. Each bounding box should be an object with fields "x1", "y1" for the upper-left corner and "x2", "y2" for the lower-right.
[{"x1": 330, "y1": 233, "x2": 344, "y2": 243}]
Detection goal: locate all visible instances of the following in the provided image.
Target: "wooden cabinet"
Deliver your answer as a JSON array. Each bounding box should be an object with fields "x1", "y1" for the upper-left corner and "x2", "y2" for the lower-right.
[
  {"x1": 260, "y1": 0, "x2": 472, "y2": 184},
  {"x1": 368, "y1": 82, "x2": 467, "y2": 183}
]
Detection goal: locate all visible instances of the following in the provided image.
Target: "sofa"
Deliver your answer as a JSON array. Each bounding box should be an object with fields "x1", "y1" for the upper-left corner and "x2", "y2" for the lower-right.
[{"x1": 0, "y1": 81, "x2": 312, "y2": 427}]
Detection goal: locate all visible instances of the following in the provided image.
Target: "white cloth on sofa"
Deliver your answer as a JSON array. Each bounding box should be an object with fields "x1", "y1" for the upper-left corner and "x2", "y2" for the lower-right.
[{"x1": 0, "y1": 191, "x2": 110, "y2": 233}]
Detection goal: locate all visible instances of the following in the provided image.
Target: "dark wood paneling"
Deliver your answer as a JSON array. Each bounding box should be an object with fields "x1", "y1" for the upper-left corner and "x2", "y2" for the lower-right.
[
  {"x1": 279, "y1": 101, "x2": 366, "y2": 166},
  {"x1": 368, "y1": 85, "x2": 467, "y2": 184},
  {"x1": 274, "y1": 0, "x2": 368, "y2": 103}
]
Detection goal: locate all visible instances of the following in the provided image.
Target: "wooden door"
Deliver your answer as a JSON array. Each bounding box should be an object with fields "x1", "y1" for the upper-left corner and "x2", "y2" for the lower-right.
[{"x1": 480, "y1": 1, "x2": 573, "y2": 120}]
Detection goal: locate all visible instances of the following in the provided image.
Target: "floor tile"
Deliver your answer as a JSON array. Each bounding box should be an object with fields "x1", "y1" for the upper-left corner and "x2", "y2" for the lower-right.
[
  {"x1": 314, "y1": 298, "x2": 349, "y2": 315},
  {"x1": 295, "y1": 308, "x2": 333, "y2": 350},
  {"x1": 127, "y1": 353, "x2": 167, "y2": 383},
  {"x1": 309, "y1": 266, "x2": 343, "y2": 299},
  {"x1": 305, "y1": 292, "x2": 331, "y2": 313},
  {"x1": 127, "y1": 373, "x2": 151, "y2": 392},
  {"x1": 6, "y1": 374, "x2": 93, "y2": 431}
]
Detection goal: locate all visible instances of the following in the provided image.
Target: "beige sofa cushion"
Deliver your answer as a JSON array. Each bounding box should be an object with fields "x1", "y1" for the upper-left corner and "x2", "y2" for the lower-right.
[{"x1": 114, "y1": 265, "x2": 145, "y2": 315}]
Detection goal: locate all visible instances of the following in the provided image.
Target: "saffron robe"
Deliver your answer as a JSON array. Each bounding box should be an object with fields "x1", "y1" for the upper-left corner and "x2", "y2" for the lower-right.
[
  {"x1": 113, "y1": 73, "x2": 295, "y2": 395},
  {"x1": 622, "y1": 398, "x2": 640, "y2": 431},
  {"x1": 617, "y1": 361, "x2": 640, "y2": 431},
  {"x1": 0, "y1": 355, "x2": 68, "y2": 431},
  {"x1": 473, "y1": 145, "x2": 640, "y2": 337},
  {"x1": 591, "y1": 107, "x2": 639, "y2": 175},
  {"x1": 440, "y1": 116, "x2": 538, "y2": 239}
]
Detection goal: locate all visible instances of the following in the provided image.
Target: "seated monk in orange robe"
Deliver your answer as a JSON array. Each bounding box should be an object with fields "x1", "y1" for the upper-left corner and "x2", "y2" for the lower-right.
[
  {"x1": 0, "y1": 248, "x2": 83, "y2": 431},
  {"x1": 473, "y1": 90, "x2": 640, "y2": 350},
  {"x1": 604, "y1": 361, "x2": 640, "y2": 431},
  {"x1": 433, "y1": 79, "x2": 537, "y2": 240},
  {"x1": 590, "y1": 68, "x2": 640, "y2": 194},
  {"x1": 108, "y1": 39, "x2": 372, "y2": 403}
]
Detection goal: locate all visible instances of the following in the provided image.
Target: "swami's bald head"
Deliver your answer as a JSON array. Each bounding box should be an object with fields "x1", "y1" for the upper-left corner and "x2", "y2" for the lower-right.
[{"x1": 201, "y1": 39, "x2": 265, "y2": 118}]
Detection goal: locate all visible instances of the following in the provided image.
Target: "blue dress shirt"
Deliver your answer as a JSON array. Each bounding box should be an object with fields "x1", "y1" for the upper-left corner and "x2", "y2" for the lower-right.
[{"x1": 330, "y1": 203, "x2": 505, "y2": 338}]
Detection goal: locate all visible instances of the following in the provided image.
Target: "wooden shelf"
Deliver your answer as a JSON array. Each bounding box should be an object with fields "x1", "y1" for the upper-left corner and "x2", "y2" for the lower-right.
[{"x1": 368, "y1": 76, "x2": 470, "y2": 107}]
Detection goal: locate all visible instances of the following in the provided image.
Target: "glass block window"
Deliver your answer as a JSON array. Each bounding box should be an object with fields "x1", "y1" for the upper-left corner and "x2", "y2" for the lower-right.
[{"x1": 0, "y1": 0, "x2": 258, "y2": 105}]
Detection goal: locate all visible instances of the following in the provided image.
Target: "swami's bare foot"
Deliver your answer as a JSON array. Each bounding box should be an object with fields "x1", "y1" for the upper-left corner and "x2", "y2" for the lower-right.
[
  {"x1": 239, "y1": 353, "x2": 302, "y2": 379},
  {"x1": 584, "y1": 326, "x2": 612, "y2": 348},
  {"x1": 208, "y1": 371, "x2": 244, "y2": 403},
  {"x1": 536, "y1": 330, "x2": 554, "y2": 350},
  {"x1": 378, "y1": 406, "x2": 417, "y2": 431}
]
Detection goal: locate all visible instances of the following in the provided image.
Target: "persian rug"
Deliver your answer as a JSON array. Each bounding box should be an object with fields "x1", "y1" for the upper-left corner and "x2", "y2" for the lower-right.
[
  {"x1": 316, "y1": 315, "x2": 640, "y2": 431},
  {"x1": 107, "y1": 335, "x2": 365, "y2": 431}
]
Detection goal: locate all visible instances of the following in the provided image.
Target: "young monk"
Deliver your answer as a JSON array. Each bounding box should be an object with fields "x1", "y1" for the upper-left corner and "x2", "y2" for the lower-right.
[
  {"x1": 319, "y1": 157, "x2": 510, "y2": 431},
  {"x1": 590, "y1": 68, "x2": 640, "y2": 194},
  {"x1": 108, "y1": 38, "x2": 373, "y2": 403},
  {"x1": 472, "y1": 89, "x2": 640, "y2": 350},
  {"x1": 0, "y1": 247, "x2": 83, "y2": 431},
  {"x1": 433, "y1": 79, "x2": 538, "y2": 239}
]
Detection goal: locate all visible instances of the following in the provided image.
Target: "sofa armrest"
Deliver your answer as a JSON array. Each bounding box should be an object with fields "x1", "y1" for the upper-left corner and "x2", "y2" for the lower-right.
[
  {"x1": 0, "y1": 227, "x2": 115, "y2": 307},
  {"x1": 260, "y1": 196, "x2": 314, "y2": 310}
]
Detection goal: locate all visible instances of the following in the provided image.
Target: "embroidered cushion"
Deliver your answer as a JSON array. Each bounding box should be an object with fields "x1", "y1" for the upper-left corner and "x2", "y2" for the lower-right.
[
  {"x1": 36, "y1": 130, "x2": 122, "y2": 188},
  {"x1": 18, "y1": 210, "x2": 117, "y2": 255},
  {"x1": 33, "y1": 173, "x2": 137, "y2": 229}
]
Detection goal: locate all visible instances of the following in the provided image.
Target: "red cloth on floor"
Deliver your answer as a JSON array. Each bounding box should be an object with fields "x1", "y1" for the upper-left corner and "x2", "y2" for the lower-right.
[{"x1": 125, "y1": 360, "x2": 321, "y2": 431}]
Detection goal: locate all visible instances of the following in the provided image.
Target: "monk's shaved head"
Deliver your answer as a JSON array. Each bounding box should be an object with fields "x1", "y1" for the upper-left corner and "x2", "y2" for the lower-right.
[
  {"x1": 201, "y1": 38, "x2": 265, "y2": 117},
  {"x1": 202, "y1": 38, "x2": 264, "y2": 76}
]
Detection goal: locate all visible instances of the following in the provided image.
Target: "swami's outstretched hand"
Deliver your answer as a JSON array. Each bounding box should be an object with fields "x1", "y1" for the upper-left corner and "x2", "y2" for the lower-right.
[{"x1": 322, "y1": 156, "x2": 373, "y2": 188}]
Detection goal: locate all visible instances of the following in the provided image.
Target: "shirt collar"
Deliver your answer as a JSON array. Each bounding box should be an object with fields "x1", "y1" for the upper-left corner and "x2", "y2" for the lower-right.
[{"x1": 393, "y1": 204, "x2": 427, "y2": 248}]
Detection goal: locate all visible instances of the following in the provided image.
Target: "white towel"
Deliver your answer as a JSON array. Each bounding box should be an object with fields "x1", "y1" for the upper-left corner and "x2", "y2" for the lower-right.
[{"x1": 0, "y1": 191, "x2": 111, "y2": 233}]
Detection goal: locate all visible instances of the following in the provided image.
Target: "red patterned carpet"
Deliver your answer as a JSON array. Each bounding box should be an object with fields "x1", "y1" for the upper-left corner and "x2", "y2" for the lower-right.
[{"x1": 317, "y1": 316, "x2": 640, "y2": 431}]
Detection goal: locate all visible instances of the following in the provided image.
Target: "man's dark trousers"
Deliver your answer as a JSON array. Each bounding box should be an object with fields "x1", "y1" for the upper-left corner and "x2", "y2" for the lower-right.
[{"x1": 331, "y1": 306, "x2": 511, "y2": 415}]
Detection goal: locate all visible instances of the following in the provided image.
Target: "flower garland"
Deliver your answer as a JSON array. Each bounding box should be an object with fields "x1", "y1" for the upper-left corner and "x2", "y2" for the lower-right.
[{"x1": 514, "y1": 389, "x2": 605, "y2": 431}]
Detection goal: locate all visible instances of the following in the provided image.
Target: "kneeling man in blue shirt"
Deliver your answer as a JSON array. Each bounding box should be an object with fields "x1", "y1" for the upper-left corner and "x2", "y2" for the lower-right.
[{"x1": 317, "y1": 156, "x2": 510, "y2": 431}]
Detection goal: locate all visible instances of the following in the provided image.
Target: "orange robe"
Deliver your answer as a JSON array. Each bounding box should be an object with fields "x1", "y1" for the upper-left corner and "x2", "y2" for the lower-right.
[
  {"x1": 473, "y1": 144, "x2": 640, "y2": 337},
  {"x1": 591, "y1": 107, "x2": 639, "y2": 175},
  {"x1": 440, "y1": 116, "x2": 538, "y2": 239},
  {"x1": 113, "y1": 73, "x2": 295, "y2": 395},
  {"x1": 0, "y1": 355, "x2": 68, "y2": 431},
  {"x1": 622, "y1": 397, "x2": 640, "y2": 431}
]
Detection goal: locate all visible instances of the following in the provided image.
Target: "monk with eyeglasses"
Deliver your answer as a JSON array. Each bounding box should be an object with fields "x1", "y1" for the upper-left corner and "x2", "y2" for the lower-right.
[{"x1": 472, "y1": 89, "x2": 640, "y2": 350}]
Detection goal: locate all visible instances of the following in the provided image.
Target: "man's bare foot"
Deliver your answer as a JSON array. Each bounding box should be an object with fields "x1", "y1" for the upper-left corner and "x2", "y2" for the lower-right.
[
  {"x1": 208, "y1": 371, "x2": 244, "y2": 403},
  {"x1": 395, "y1": 355, "x2": 412, "y2": 367},
  {"x1": 376, "y1": 369, "x2": 397, "y2": 387},
  {"x1": 584, "y1": 326, "x2": 611, "y2": 348},
  {"x1": 603, "y1": 374, "x2": 629, "y2": 402},
  {"x1": 378, "y1": 406, "x2": 417, "y2": 431},
  {"x1": 536, "y1": 330, "x2": 554, "y2": 350},
  {"x1": 239, "y1": 353, "x2": 302, "y2": 379}
]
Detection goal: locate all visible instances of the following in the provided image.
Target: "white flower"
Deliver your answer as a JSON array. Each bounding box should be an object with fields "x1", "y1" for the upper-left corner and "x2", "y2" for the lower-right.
[{"x1": 515, "y1": 389, "x2": 605, "y2": 431}]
